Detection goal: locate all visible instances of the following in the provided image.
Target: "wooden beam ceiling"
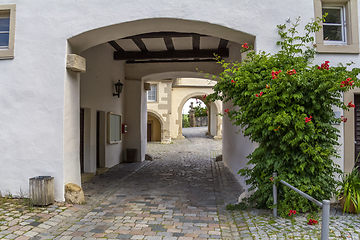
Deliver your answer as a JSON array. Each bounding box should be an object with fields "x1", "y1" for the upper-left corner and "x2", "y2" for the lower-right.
[
  {"x1": 114, "y1": 49, "x2": 228, "y2": 61},
  {"x1": 163, "y1": 37, "x2": 175, "y2": 51},
  {"x1": 108, "y1": 40, "x2": 124, "y2": 52},
  {"x1": 109, "y1": 32, "x2": 229, "y2": 62}
]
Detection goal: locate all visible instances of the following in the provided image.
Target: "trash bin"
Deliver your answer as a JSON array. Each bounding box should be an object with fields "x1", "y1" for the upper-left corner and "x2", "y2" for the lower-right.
[
  {"x1": 126, "y1": 149, "x2": 137, "y2": 163},
  {"x1": 29, "y1": 176, "x2": 54, "y2": 206}
]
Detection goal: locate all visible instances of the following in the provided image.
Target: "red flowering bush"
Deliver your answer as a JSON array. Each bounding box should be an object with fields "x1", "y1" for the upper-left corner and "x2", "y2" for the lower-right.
[{"x1": 206, "y1": 17, "x2": 360, "y2": 214}]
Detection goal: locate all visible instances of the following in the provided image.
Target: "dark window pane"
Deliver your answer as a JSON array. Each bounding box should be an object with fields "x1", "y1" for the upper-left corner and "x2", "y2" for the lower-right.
[
  {"x1": 323, "y1": 25, "x2": 343, "y2": 41},
  {"x1": 0, "y1": 33, "x2": 9, "y2": 46},
  {"x1": 0, "y1": 18, "x2": 9, "y2": 32},
  {"x1": 323, "y1": 8, "x2": 342, "y2": 24}
]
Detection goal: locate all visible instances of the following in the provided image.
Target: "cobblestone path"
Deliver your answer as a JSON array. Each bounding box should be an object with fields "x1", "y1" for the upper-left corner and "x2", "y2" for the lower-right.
[{"x1": 1, "y1": 127, "x2": 360, "y2": 239}]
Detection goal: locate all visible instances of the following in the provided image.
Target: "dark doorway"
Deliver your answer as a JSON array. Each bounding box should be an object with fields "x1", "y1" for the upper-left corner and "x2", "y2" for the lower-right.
[
  {"x1": 147, "y1": 123, "x2": 152, "y2": 141},
  {"x1": 355, "y1": 95, "x2": 360, "y2": 168},
  {"x1": 80, "y1": 108, "x2": 85, "y2": 173},
  {"x1": 96, "y1": 111, "x2": 100, "y2": 168}
]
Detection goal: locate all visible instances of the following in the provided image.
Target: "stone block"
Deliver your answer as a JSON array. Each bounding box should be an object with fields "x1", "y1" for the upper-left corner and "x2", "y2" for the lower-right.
[
  {"x1": 144, "y1": 83, "x2": 151, "y2": 91},
  {"x1": 66, "y1": 54, "x2": 86, "y2": 73},
  {"x1": 145, "y1": 154, "x2": 153, "y2": 161},
  {"x1": 65, "y1": 183, "x2": 85, "y2": 205}
]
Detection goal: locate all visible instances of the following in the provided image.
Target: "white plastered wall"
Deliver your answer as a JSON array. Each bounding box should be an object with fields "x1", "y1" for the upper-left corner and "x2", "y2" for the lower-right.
[
  {"x1": 80, "y1": 43, "x2": 126, "y2": 173},
  {"x1": 123, "y1": 79, "x2": 146, "y2": 163}
]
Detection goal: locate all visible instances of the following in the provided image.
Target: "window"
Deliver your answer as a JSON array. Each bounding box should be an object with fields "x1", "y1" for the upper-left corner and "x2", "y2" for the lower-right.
[
  {"x1": 322, "y1": 6, "x2": 346, "y2": 44},
  {"x1": 147, "y1": 85, "x2": 157, "y2": 102},
  {"x1": 107, "y1": 112, "x2": 121, "y2": 144},
  {"x1": 314, "y1": 0, "x2": 359, "y2": 53},
  {"x1": 0, "y1": 4, "x2": 15, "y2": 59},
  {"x1": 0, "y1": 15, "x2": 10, "y2": 48}
]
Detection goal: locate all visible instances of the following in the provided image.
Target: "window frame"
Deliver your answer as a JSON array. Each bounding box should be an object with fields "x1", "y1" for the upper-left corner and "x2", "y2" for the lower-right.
[
  {"x1": 107, "y1": 112, "x2": 122, "y2": 144},
  {"x1": 314, "y1": 0, "x2": 359, "y2": 53},
  {"x1": 322, "y1": 6, "x2": 347, "y2": 45},
  {"x1": 147, "y1": 84, "x2": 157, "y2": 102},
  {"x1": 0, "y1": 4, "x2": 15, "y2": 59}
]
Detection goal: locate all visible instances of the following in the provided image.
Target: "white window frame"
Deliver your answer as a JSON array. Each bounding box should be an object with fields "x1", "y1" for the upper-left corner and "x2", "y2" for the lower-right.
[
  {"x1": 313, "y1": 0, "x2": 359, "y2": 53},
  {"x1": 147, "y1": 84, "x2": 157, "y2": 102},
  {"x1": 0, "y1": 4, "x2": 15, "y2": 59},
  {"x1": 322, "y1": 6, "x2": 347, "y2": 45},
  {"x1": 107, "y1": 112, "x2": 121, "y2": 144}
]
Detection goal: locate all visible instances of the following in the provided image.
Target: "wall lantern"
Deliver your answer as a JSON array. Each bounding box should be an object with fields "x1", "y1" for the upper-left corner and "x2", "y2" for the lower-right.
[{"x1": 113, "y1": 80, "x2": 123, "y2": 98}]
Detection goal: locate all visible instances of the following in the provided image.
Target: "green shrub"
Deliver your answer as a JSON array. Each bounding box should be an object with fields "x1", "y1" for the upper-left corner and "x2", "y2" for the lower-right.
[
  {"x1": 206, "y1": 17, "x2": 360, "y2": 214},
  {"x1": 182, "y1": 114, "x2": 190, "y2": 128}
]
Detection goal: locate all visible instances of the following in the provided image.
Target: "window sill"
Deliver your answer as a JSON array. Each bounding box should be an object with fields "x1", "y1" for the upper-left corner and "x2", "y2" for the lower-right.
[
  {"x1": 316, "y1": 43, "x2": 359, "y2": 53},
  {"x1": 0, "y1": 48, "x2": 14, "y2": 59}
]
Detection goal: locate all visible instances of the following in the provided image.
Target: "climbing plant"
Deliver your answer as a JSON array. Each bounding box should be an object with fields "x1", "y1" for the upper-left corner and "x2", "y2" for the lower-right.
[{"x1": 205, "y1": 17, "x2": 360, "y2": 214}]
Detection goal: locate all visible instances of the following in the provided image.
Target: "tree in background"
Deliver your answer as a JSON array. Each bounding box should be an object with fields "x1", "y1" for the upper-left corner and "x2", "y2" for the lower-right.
[{"x1": 191, "y1": 99, "x2": 208, "y2": 117}]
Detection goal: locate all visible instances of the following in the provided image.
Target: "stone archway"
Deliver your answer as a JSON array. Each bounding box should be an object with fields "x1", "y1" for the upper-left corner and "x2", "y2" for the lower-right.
[
  {"x1": 64, "y1": 17, "x2": 254, "y2": 201},
  {"x1": 177, "y1": 92, "x2": 221, "y2": 139},
  {"x1": 147, "y1": 110, "x2": 167, "y2": 143}
]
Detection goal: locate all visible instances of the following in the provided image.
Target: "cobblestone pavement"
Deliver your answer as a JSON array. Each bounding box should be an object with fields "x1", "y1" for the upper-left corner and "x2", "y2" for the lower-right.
[{"x1": 1, "y1": 127, "x2": 359, "y2": 239}]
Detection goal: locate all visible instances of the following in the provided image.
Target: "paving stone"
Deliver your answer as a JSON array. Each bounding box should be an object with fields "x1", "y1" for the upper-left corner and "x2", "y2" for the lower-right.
[{"x1": 3, "y1": 129, "x2": 360, "y2": 239}]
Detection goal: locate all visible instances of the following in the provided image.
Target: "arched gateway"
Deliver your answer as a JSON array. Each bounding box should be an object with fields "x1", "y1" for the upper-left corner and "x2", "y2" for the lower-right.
[{"x1": 64, "y1": 17, "x2": 255, "y2": 201}]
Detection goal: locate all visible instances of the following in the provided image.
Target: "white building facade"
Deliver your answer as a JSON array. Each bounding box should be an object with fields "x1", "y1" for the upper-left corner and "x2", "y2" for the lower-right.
[{"x1": 0, "y1": 0, "x2": 358, "y2": 201}]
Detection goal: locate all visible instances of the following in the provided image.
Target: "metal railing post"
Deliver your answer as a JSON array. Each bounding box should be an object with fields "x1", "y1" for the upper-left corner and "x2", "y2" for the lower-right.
[
  {"x1": 273, "y1": 172, "x2": 277, "y2": 217},
  {"x1": 321, "y1": 200, "x2": 330, "y2": 240}
]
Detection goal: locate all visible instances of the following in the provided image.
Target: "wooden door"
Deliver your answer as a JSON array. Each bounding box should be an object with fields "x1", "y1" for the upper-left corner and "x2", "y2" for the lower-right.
[
  {"x1": 355, "y1": 95, "x2": 360, "y2": 168},
  {"x1": 147, "y1": 123, "x2": 152, "y2": 141}
]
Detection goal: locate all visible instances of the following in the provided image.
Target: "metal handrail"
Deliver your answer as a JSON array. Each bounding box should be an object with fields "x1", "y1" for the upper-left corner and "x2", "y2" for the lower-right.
[{"x1": 272, "y1": 172, "x2": 330, "y2": 240}]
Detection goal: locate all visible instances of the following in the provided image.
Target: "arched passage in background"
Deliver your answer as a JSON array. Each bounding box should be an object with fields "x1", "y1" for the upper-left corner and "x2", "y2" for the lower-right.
[
  {"x1": 177, "y1": 92, "x2": 221, "y2": 139},
  {"x1": 147, "y1": 110, "x2": 164, "y2": 142}
]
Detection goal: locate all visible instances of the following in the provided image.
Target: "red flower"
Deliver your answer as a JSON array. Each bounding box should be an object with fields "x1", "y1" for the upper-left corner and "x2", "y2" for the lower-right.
[
  {"x1": 317, "y1": 61, "x2": 330, "y2": 70},
  {"x1": 340, "y1": 77, "x2": 354, "y2": 88},
  {"x1": 224, "y1": 109, "x2": 229, "y2": 114},
  {"x1": 286, "y1": 69, "x2": 297, "y2": 75},
  {"x1": 231, "y1": 79, "x2": 236, "y2": 83},
  {"x1": 305, "y1": 115, "x2": 313, "y2": 123},
  {"x1": 308, "y1": 219, "x2": 318, "y2": 225},
  {"x1": 270, "y1": 177, "x2": 274, "y2": 182},
  {"x1": 271, "y1": 70, "x2": 282, "y2": 79},
  {"x1": 242, "y1": 42, "x2": 249, "y2": 49},
  {"x1": 348, "y1": 101, "x2": 355, "y2": 108},
  {"x1": 341, "y1": 116, "x2": 348, "y2": 122},
  {"x1": 255, "y1": 92, "x2": 264, "y2": 97},
  {"x1": 203, "y1": 94, "x2": 207, "y2": 99},
  {"x1": 288, "y1": 209, "x2": 296, "y2": 216}
]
